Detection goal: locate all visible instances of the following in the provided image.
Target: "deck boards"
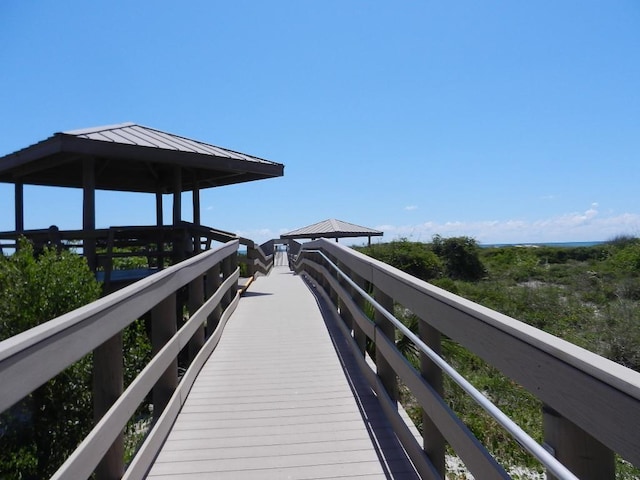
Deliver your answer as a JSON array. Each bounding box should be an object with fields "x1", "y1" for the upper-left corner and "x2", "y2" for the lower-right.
[{"x1": 145, "y1": 258, "x2": 418, "y2": 479}]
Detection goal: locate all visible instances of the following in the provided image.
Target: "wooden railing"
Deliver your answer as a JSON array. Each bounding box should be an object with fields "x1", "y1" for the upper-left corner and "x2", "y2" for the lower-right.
[
  {"x1": 0, "y1": 223, "x2": 272, "y2": 290},
  {"x1": 0, "y1": 239, "x2": 273, "y2": 479},
  {"x1": 293, "y1": 238, "x2": 640, "y2": 480}
]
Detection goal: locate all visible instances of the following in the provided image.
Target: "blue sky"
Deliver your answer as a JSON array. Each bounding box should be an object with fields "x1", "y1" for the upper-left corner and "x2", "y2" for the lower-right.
[{"x1": 1, "y1": 1, "x2": 639, "y2": 246}]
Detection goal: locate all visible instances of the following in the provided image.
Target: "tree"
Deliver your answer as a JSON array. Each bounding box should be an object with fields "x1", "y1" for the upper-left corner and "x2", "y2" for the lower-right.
[
  {"x1": 0, "y1": 239, "x2": 101, "y2": 479},
  {"x1": 431, "y1": 235, "x2": 486, "y2": 281}
]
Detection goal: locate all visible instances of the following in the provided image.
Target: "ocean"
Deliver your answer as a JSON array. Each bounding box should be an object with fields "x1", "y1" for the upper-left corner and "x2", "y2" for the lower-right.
[{"x1": 480, "y1": 241, "x2": 606, "y2": 249}]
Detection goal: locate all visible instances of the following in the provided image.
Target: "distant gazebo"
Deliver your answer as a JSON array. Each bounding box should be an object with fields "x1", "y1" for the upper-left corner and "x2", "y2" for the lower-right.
[
  {"x1": 281, "y1": 219, "x2": 383, "y2": 246},
  {"x1": 0, "y1": 122, "x2": 284, "y2": 287}
]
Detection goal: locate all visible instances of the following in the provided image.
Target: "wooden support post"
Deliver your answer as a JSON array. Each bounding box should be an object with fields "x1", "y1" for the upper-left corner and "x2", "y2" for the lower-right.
[
  {"x1": 192, "y1": 184, "x2": 201, "y2": 253},
  {"x1": 420, "y1": 321, "x2": 445, "y2": 479},
  {"x1": 155, "y1": 192, "x2": 164, "y2": 269},
  {"x1": 152, "y1": 293, "x2": 178, "y2": 421},
  {"x1": 15, "y1": 182, "x2": 24, "y2": 233},
  {"x1": 222, "y1": 251, "x2": 238, "y2": 306},
  {"x1": 93, "y1": 333, "x2": 124, "y2": 480},
  {"x1": 352, "y1": 275, "x2": 368, "y2": 356},
  {"x1": 172, "y1": 167, "x2": 184, "y2": 263},
  {"x1": 337, "y1": 263, "x2": 354, "y2": 328},
  {"x1": 83, "y1": 158, "x2": 97, "y2": 271},
  {"x1": 328, "y1": 256, "x2": 339, "y2": 307},
  {"x1": 230, "y1": 250, "x2": 238, "y2": 296},
  {"x1": 373, "y1": 286, "x2": 398, "y2": 404},
  {"x1": 206, "y1": 263, "x2": 222, "y2": 336},
  {"x1": 543, "y1": 405, "x2": 615, "y2": 480},
  {"x1": 156, "y1": 191, "x2": 163, "y2": 227},
  {"x1": 246, "y1": 245, "x2": 257, "y2": 277},
  {"x1": 188, "y1": 275, "x2": 205, "y2": 361},
  {"x1": 192, "y1": 184, "x2": 200, "y2": 226}
]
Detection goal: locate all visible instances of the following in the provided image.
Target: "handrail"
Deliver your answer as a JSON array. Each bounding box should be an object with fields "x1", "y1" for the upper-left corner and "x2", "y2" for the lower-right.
[
  {"x1": 52, "y1": 271, "x2": 240, "y2": 480},
  {"x1": 0, "y1": 239, "x2": 245, "y2": 479},
  {"x1": 293, "y1": 238, "x2": 640, "y2": 479},
  {"x1": 304, "y1": 249, "x2": 577, "y2": 480}
]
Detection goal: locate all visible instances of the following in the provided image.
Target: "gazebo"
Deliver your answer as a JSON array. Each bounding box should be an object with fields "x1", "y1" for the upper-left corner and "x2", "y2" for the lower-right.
[
  {"x1": 280, "y1": 219, "x2": 383, "y2": 246},
  {"x1": 0, "y1": 122, "x2": 284, "y2": 284}
]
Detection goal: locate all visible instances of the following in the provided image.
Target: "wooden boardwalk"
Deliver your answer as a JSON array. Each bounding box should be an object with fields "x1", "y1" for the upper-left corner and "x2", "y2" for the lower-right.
[{"x1": 145, "y1": 256, "x2": 419, "y2": 479}]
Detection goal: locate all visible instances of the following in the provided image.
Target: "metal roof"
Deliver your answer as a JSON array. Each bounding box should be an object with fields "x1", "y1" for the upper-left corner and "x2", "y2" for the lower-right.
[
  {"x1": 280, "y1": 219, "x2": 383, "y2": 240},
  {"x1": 0, "y1": 123, "x2": 284, "y2": 193}
]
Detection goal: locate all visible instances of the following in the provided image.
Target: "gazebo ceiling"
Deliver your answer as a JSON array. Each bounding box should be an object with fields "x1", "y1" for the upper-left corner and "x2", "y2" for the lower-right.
[{"x1": 0, "y1": 123, "x2": 284, "y2": 193}]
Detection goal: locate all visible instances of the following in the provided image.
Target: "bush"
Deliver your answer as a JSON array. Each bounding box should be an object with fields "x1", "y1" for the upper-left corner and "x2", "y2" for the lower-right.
[
  {"x1": 431, "y1": 235, "x2": 486, "y2": 281},
  {"x1": 358, "y1": 239, "x2": 443, "y2": 281},
  {"x1": 0, "y1": 239, "x2": 102, "y2": 479}
]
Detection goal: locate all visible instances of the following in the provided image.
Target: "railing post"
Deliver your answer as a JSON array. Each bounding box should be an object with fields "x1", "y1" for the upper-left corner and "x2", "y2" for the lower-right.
[
  {"x1": 222, "y1": 251, "x2": 237, "y2": 309},
  {"x1": 206, "y1": 263, "x2": 222, "y2": 336},
  {"x1": 340, "y1": 264, "x2": 367, "y2": 356},
  {"x1": 188, "y1": 274, "x2": 205, "y2": 361},
  {"x1": 353, "y1": 275, "x2": 369, "y2": 356},
  {"x1": 152, "y1": 293, "x2": 178, "y2": 421},
  {"x1": 246, "y1": 245, "x2": 257, "y2": 277},
  {"x1": 331, "y1": 257, "x2": 341, "y2": 307},
  {"x1": 337, "y1": 262, "x2": 354, "y2": 326},
  {"x1": 420, "y1": 320, "x2": 446, "y2": 478},
  {"x1": 542, "y1": 405, "x2": 615, "y2": 480},
  {"x1": 93, "y1": 332, "x2": 124, "y2": 480},
  {"x1": 373, "y1": 285, "x2": 398, "y2": 404}
]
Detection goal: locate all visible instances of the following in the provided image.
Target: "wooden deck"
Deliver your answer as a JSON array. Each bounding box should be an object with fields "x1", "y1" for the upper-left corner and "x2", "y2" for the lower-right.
[{"x1": 145, "y1": 256, "x2": 419, "y2": 479}]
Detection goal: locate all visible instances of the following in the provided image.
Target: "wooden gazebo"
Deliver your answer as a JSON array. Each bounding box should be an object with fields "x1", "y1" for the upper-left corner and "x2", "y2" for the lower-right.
[
  {"x1": 281, "y1": 219, "x2": 383, "y2": 246},
  {"x1": 0, "y1": 123, "x2": 284, "y2": 282}
]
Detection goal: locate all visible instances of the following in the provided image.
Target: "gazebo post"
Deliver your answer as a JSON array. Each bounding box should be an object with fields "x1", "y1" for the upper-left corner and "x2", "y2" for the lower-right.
[
  {"x1": 192, "y1": 182, "x2": 201, "y2": 253},
  {"x1": 172, "y1": 166, "x2": 182, "y2": 225},
  {"x1": 156, "y1": 191, "x2": 164, "y2": 269},
  {"x1": 15, "y1": 182, "x2": 24, "y2": 233},
  {"x1": 156, "y1": 191, "x2": 163, "y2": 227},
  {"x1": 193, "y1": 183, "x2": 200, "y2": 226},
  {"x1": 172, "y1": 166, "x2": 183, "y2": 263},
  {"x1": 82, "y1": 158, "x2": 96, "y2": 271}
]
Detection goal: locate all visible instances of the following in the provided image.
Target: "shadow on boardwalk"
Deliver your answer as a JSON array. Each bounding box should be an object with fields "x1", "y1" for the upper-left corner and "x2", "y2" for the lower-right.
[{"x1": 301, "y1": 273, "x2": 420, "y2": 479}]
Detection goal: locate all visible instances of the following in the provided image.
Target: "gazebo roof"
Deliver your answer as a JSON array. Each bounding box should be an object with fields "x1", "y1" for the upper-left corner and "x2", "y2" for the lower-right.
[
  {"x1": 0, "y1": 123, "x2": 284, "y2": 193},
  {"x1": 280, "y1": 219, "x2": 383, "y2": 240}
]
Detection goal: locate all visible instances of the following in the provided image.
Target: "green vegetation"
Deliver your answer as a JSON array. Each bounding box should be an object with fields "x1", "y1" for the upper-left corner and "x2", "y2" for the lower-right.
[
  {"x1": 0, "y1": 239, "x2": 152, "y2": 479},
  {"x1": 357, "y1": 235, "x2": 640, "y2": 477}
]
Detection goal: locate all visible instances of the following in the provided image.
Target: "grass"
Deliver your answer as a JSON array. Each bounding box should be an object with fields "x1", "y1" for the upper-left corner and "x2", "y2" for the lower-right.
[{"x1": 361, "y1": 237, "x2": 640, "y2": 478}]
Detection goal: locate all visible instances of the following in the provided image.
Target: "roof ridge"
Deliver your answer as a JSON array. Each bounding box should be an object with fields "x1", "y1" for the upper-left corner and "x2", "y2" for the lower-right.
[{"x1": 61, "y1": 122, "x2": 135, "y2": 136}]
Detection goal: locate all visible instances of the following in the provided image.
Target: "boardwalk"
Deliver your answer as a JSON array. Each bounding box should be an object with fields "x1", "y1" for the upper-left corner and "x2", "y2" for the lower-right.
[{"x1": 145, "y1": 255, "x2": 419, "y2": 479}]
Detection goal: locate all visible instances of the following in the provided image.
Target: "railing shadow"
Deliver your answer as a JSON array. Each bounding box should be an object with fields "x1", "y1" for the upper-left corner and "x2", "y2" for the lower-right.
[{"x1": 301, "y1": 274, "x2": 420, "y2": 479}]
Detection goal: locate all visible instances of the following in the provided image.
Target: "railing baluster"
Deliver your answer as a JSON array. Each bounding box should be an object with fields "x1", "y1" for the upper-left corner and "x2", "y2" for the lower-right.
[
  {"x1": 93, "y1": 332, "x2": 124, "y2": 480},
  {"x1": 188, "y1": 274, "x2": 205, "y2": 361},
  {"x1": 206, "y1": 263, "x2": 222, "y2": 336},
  {"x1": 152, "y1": 293, "x2": 178, "y2": 422},
  {"x1": 420, "y1": 320, "x2": 446, "y2": 479},
  {"x1": 543, "y1": 405, "x2": 615, "y2": 480},
  {"x1": 373, "y1": 285, "x2": 398, "y2": 404}
]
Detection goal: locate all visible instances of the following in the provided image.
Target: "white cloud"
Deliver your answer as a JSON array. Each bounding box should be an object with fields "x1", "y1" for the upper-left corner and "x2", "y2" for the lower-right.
[
  {"x1": 376, "y1": 206, "x2": 640, "y2": 244},
  {"x1": 404, "y1": 205, "x2": 418, "y2": 211}
]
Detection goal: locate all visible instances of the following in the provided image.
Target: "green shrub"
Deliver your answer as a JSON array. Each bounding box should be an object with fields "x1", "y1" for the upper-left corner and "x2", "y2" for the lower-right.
[
  {"x1": 431, "y1": 235, "x2": 486, "y2": 281},
  {"x1": 0, "y1": 239, "x2": 101, "y2": 479},
  {"x1": 358, "y1": 239, "x2": 443, "y2": 280}
]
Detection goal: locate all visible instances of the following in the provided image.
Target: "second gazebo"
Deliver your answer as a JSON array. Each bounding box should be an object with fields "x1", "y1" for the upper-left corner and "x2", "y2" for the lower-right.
[{"x1": 281, "y1": 219, "x2": 383, "y2": 246}]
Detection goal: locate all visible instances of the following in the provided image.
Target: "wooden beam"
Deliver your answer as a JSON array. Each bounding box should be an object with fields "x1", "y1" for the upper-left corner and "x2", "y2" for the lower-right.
[
  {"x1": 93, "y1": 333, "x2": 124, "y2": 480},
  {"x1": 83, "y1": 158, "x2": 96, "y2": 271},
  {"x1": 152, "y1": 293, "x2": 178, "y2": 420},
  {"x1": 192, "y1": 183, "x2": 201, "y2": 227},
  {"x1": 172, "y1": 166, "x2": 181, "y2": 226},
  {"x1": 15, "y1": 182, "x2": 24, "y2": 233},
  {"x1": 155, "y1": 192, "x2": 163, "y2": 227}
]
